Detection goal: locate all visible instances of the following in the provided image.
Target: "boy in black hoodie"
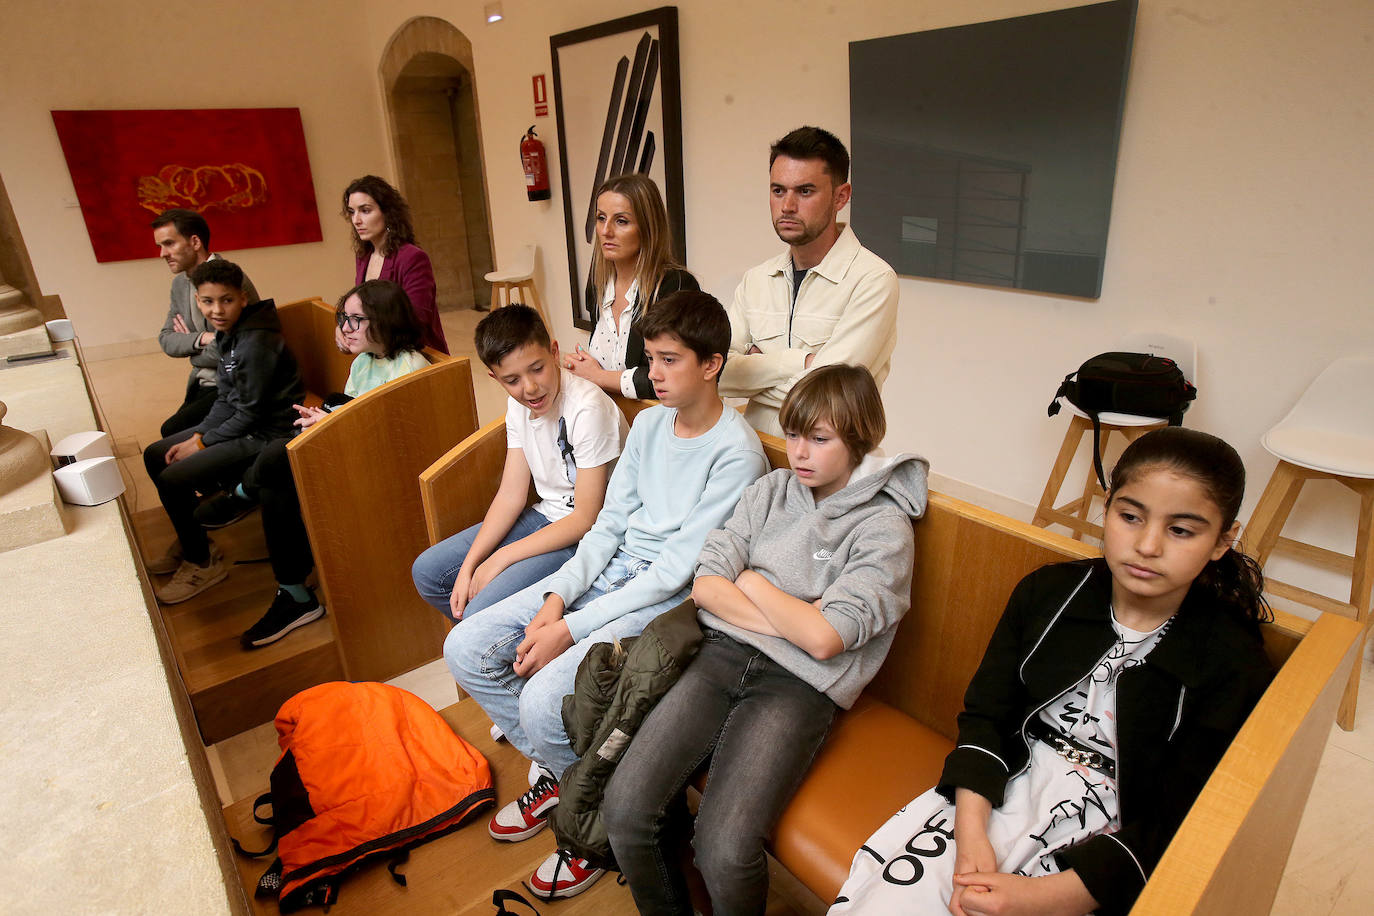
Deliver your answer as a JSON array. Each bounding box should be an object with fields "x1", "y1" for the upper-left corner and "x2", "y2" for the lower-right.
[{"x1": 142, "y1": 259, "x2": 304, "y2": 604}]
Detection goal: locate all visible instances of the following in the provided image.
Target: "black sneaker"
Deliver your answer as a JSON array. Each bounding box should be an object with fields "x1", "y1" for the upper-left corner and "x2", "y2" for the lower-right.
[
  {"x1": 194, "y1": 490, "x2": 258, "y2": 529},
  {"x1": 241, "y1": 588, "x2": 325, "y2": 649}
]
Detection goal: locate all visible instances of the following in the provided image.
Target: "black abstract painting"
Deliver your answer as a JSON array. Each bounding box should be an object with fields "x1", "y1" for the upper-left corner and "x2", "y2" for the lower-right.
[{"x1": 551, "y1": 7, "x2": 685, "y2": 330}]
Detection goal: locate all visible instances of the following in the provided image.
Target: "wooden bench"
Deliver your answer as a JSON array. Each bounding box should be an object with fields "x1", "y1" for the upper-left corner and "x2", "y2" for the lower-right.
[
  {"x1": 136, "y1": 297, "x2": 479, "y2": 743},
  {"x1": 410, "y1": 401, "x2": 1364, "y2": 914},
  {"x1": 222, "y1": 397, "x2": 1360, "y2": 913}
]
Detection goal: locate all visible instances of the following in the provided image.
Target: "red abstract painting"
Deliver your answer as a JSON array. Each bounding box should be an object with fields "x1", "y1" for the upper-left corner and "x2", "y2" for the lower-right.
[{"x1": 51, "y1": 108, "x2": 323, "y2": 263}]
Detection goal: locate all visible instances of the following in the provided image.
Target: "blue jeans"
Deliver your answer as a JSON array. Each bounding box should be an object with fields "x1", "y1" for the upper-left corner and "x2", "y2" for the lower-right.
[
  {"x1": 602, "y1": 630, "x2": 837, "y2": 915},
  {"x1": 444, "y1": 550, "x2": 691, "y2": 779},
  {"x1": 411, "y1": 507, "x2": 575, "y2": 622}
]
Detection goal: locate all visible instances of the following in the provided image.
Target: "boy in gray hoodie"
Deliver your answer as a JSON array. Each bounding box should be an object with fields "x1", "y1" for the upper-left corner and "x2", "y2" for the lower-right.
[{"x1": 603, "y1": 364, "x2": 927, "y2": 914}]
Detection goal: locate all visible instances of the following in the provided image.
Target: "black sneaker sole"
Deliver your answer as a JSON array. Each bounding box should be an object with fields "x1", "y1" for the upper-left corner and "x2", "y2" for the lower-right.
[
  {"x1": 241, "y1": 605, "x2": 326, "y2": 649},
  {"x1": 197, "y1": 505, "x2": 258, "y2": 530}
]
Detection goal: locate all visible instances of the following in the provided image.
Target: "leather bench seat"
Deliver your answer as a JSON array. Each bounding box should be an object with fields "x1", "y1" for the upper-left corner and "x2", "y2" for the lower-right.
[{"x1": 769, "y1": 693, "x2": 954, "y2": 903}]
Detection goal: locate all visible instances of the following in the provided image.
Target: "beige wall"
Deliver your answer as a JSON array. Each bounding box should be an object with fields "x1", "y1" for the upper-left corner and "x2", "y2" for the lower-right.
[
  {"x1": 0, "y1": 0, "x2": 388, "y2": 356},
  {"x1": 354, "y1": 0, "x2": 1373, "y2": 593},
  {"x1": 3, "y1": 0, "x2": 1372, "y2": 595}
]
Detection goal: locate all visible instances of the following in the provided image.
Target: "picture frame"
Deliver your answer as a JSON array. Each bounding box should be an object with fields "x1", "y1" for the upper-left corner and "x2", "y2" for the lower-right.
[
  {"x1": 550, "y1": 6, "x2": 685, "y2": 331},
  {"x1": 50, "y1": 108, "x2": 322, "y2": 263}
]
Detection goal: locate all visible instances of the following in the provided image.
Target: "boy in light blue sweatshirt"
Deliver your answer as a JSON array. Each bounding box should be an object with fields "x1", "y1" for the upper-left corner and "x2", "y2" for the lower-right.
[{"x1": 445, "y1": 290, "x2": 767, "y2": 899}]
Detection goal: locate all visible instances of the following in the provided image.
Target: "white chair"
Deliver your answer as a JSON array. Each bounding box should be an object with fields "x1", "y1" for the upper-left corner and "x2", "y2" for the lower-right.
[
  {"x1": 1032, "y1": 332, "x2": 1198, "y2": 541},
  {"x1": 1244, "y1": 355, "x2": 1374, "y2": 731},
  {"x1": 483, "y1": 245, "x2": 548, "y2": 327}
]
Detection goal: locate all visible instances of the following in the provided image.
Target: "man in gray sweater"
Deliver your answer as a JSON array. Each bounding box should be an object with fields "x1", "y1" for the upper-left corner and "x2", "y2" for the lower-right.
[
  {"x1": 153, "y1": 208, "x2": 259, "y2": 436},
  {"x1": 603, "y1": 364, "x2": 927, "y2": 914}
]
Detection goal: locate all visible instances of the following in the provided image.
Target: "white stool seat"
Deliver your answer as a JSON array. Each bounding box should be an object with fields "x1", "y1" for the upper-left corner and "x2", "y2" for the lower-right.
[
  {"x1": 484, "y1": 244, "x2": 536, "y2": 284},
  {"x1": 1061, "y1": 402, "x2": 1169, "y2": 428},
  {"x1": 1260, "y1": 355, "x2": 1374, "y2": 478},
  {"x1": 1264, "y1": 426, "x2": 1374, "y2": 479}
]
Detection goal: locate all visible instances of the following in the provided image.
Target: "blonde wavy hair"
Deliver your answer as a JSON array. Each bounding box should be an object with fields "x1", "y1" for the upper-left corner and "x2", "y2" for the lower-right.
[{"x1": 591, "y1": 173, "x2": 682, "y2": 311}]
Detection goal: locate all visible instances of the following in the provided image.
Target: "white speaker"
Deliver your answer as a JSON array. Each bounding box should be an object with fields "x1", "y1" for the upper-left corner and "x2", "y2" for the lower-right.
[
  {"x1": 53, "y1": 456, "x2": 125, "y2": 506},
  {"x1": 45, "y1": 319, "x2": 75, "y2": 342},
  {"x1": 51, "y1": 430, "x2": 113, "y2": 467}
]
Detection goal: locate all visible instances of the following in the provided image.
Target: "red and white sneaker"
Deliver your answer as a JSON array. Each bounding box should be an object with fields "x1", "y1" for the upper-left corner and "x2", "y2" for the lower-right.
[
  {"x1": 488, "y1": 773, "x2": 559, "y2": 842},
  {"x1": 525, "y1": 848, "x2": 605, "y2": 900}
]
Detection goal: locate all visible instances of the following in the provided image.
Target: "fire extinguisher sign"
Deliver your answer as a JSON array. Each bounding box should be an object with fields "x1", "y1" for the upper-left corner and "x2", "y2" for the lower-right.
[{"x1": 533, "y1": 74, "x2": 549, "y2": 118}]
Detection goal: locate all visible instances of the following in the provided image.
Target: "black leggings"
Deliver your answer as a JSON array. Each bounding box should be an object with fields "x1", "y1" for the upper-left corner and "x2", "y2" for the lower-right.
[{"x1": 242, "y1": 437, "x2": 313, "y2": 584}]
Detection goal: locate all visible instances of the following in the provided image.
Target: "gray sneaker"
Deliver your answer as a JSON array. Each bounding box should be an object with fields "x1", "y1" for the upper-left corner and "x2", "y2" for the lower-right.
[
  {"x1": 154, "y1": 555, "x2": 229, "y2": 604},
  {"x1": 146, "y1": 539, "x2": 223, "y2": 576}
]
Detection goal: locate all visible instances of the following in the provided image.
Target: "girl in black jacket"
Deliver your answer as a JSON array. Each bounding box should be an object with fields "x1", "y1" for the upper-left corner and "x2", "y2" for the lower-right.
[{"x1": 831, "y1": 428, "x2": 1274, "y2": 916}]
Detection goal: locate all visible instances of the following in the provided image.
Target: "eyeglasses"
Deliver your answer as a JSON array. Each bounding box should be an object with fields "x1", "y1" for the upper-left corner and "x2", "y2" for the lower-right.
[{"x1": 336, "y1": 313, "x2": 371, "y2": 332}]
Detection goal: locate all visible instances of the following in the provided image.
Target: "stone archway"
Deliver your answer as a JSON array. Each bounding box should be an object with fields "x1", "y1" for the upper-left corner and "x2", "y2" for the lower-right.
[{"x1": 380, "y1": 17, "x2": 495, "y2": 309}]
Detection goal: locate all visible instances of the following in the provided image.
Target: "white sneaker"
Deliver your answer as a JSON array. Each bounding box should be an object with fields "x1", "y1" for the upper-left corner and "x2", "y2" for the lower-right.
[
  {"x1": 490, "y1": 723, "x2": 505, "y2": 742},
  {"x1": 528, "y1": 759, "x2": 543, "y2": 786},
  {"x1": 487, "y1": 774, "x2": 559, "y2": 842},
  {"x1": 154, "y1": 555, "x2": 228, "y2": 604},
  {"x1": 525, "y1": 848, "x2": 605, "y2": 900}
]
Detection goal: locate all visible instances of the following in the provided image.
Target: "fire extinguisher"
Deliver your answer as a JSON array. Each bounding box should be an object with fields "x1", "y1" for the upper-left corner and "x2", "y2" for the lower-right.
[{"x1": 520, "y1": 126, "x2": 551, "y2": 201}]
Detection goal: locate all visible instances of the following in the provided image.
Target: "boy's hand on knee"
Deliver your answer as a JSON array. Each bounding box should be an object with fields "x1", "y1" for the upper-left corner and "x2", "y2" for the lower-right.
[
  {"x1": 165, "y1": 434, "x2": 204, "y2": 463},
  {"x1": 513, "y1": 619, "x2": 573, "y2": 677},
  {"x1": 527, "y1": 594, "x2": 566, "y2": 634},
  {"x1": 450, "y1": 569, "x2": 474, "y2": 620}
]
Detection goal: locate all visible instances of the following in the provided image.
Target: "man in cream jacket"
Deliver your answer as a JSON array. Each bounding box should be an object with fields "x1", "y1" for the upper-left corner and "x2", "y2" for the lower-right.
[{"x1": 720, "y1": 126, "x2": 899, "y2": 438}]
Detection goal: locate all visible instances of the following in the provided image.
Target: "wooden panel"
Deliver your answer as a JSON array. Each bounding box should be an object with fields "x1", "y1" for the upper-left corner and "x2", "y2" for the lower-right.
[
  {"x1": 276, "y1": 296, "x2": 450, "y2": 400},
  {"x1": 1131, "y1": 611, "x2": 1362, "y2": 915},
  {"x1": 275, "y1": 297, "x2": 350, "y2": 397},
  {"x1": 867, "y1": 491, "x2": 1097, "y2": 737},
  {"x1": 420, "y1": 418, "x2": 508, "y2": 545},
  {"x1": 289, "y1": 358, "x2": 480, "y2": 683},
  {"x1": 224, "y1": 699, "x2": 640, "y2": 915}
]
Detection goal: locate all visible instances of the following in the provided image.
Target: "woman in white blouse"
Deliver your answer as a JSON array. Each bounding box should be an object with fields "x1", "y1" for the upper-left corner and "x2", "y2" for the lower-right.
[{"x1": 565, "y1": 173, "x2": 698, "y2": 399}]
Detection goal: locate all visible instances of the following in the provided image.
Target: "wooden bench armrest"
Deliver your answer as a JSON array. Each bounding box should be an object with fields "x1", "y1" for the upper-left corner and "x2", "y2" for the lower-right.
[
  {"x1": 419, "y1": 417, "x2": 508, "y2": 545},
  {"x1": 1131, "y1": 610, "x2": 1363, "y2": 914}
]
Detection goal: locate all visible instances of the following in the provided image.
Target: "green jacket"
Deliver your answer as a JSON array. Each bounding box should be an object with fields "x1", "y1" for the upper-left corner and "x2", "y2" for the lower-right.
[{"x1": 551, "y1": 599, "x2": 703, "y2": 867}]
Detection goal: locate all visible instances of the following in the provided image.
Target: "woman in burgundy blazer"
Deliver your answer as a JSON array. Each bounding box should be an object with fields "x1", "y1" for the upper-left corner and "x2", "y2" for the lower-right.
[{"x1": 342, "y1": 175, "x2": 448, "y2": 354}]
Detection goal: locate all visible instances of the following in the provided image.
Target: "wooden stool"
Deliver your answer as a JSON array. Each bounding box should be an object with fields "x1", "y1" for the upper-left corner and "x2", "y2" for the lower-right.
[
  {"x1": 1032, "y1": 333, "x2": 1196, "y2": 542},
  {"x1": 484, "y1": 244, "x2": 549, "y2": 328},
  {"x1": 1243, "y1": 355, "x2": 1374, "y2": 731},
  {"x1": 1032, "y1": 414, "x2": 1162, "y2": 541}
]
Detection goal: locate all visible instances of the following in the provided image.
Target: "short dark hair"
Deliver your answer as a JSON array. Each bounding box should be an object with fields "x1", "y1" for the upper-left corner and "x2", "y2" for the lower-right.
[
  {"x1": 635, "y1": 290, "x2": 731, "y2": 379},
  {"x1": 342, "y1": 175, "x2": 415, "y2": 259},
  {"x1": 150, "y1": 208, "x2": 211, "y2": 250},
  {"x1": 336, "y1": 280, "x2": 426, "y2": 360},
  {"x1": 769, "y1": 126, "x2": 850, "y2": 185},
  {"x1": 189, "y1": 258, "x2": 244, "y2": 292},
  {"x1": 474, "y1": 304, "x2": 552, "y2": 368},
  {"x1": 779, "y1": 364, "x2": 886, "y2": 465}
]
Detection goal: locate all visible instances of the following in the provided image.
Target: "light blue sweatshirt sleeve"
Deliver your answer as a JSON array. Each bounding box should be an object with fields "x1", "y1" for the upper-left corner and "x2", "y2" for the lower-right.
[
  {"x1": 564, "y1": 443, "x2": 766, "y2": 641},
  {"x1": 540, "y1": 417, "x2": 644, "y2": 606}
]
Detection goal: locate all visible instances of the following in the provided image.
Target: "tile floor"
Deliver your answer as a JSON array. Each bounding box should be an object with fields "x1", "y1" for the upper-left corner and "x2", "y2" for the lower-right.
[{"x1": 83, "y1": 303, "x2": 1374, "y2": 915}]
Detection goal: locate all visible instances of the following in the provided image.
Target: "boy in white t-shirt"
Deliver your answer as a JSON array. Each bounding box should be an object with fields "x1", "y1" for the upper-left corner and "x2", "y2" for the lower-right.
[{"x1": 412, "y1": 305, "x2": 628, "y2": 621}]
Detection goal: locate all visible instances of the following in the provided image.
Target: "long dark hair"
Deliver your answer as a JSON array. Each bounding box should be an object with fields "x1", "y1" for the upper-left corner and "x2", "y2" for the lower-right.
[
  {"x1": 341, "y1": 175, "x2": 416, "y2": 259},
  {"x1": 336, "y1": 280, "x2": 425, "y2": 360},
  {"x1": 1108, "y1": 427, "x2": 1271, "y2": 626}
]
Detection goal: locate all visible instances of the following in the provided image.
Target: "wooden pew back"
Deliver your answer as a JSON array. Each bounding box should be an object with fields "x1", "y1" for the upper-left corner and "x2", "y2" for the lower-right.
[
  {"x1": 277, "y1": 297, "x2": 447, "y2": 398},
  {"x1": 288, "y1": 356, "x2": 480, "y2": 683}
]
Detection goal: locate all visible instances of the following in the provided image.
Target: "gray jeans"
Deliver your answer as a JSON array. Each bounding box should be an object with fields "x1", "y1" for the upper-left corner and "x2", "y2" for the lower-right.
[{"x1": 602, "y1": 629, "x2": 837, "y2": 915}]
